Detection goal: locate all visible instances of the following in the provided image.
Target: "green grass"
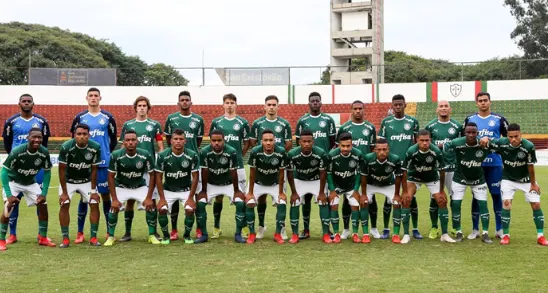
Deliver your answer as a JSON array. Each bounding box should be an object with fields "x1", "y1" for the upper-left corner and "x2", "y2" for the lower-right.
[{"x1": 2, "y1": 167, "x2": 548, "y2": 292}]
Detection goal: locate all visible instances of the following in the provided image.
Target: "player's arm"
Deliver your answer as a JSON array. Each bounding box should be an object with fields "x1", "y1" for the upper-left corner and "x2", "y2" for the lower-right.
[
  {"x1": 107, "y1": 114, "x2": 118, "y2": 152},
  {"x1": 58, "y1": 147, "x2": 69, "y2": 203},
  {"x1": 41, "y1": 117, "x2": 51, "y2": 147},
  {"x1": 328, "y1": 118, "x2": 336, "y2": 149},
  {"x1": 196, "y1": 119, "x2": 204, "y2": 148},
  {"x1": 200, "y1": 150, "x2": 209, "y2": 193},
  {"x1": 278, "y1": 167, "x2": 285, "y2": 195},
  {"x1": 229, "y1": 153, "x2": 240, "y2": 193},
  {"x1": 247, "y1": 151, "x2": 256, "y2": 195},
  {"x1": 164, "y1": 118, "x2": 172, "y2": 147},
  {"x1": 528, "y1": 146, "x2": 540, "y2": 193},
  {"x1": 500, "y1": 116, "x2": 509, "y2": 137},
  {"x1": 155, "y1": 122, "x2": 164, "y2": 152},
  {"x1": 154, "y1": 154, "x2": 167, "y2": 208},
  {"x1": 294, "y1": 119, "x2": 301, "y2": 145},
  {"x1": 145, "y1": 157, "x2": 155, "y2": 201},
  {"x1": 284, "y1": 123, "x2": 293, "y2": 152},
  {"x1": 370, "y1": 126, "x2": 377, "y2": 153},
  {"x1": 69, "y1": 115, "x2": 80, "y2": 138},
  {"x1": 378, "y1": 119, "x2": 386, "y2": 139},
  {"x1": 286, "y1": 159, "x2": 299, "y2": 204},
  {"x1": 2, "y1": 119, "x2": 13, "y2": 154},
  {"x1": 413, "y1": 119, "x2": 420, "y2": 143}
]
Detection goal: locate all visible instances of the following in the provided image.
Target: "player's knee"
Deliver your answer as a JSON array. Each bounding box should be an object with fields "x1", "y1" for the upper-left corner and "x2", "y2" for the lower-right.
[
  {"x1": 331, "y1": 204, "x2": 339, "y2": 211},
  {"x1": 234, "y1": 196, "x2": 243, "y2": 203},
  {"x1": 60, "y1": 203, "x2": 70, "y2": 211},
  {"x1": 503, "y1": 199, "x2": 512, "y2": 210},
  {"x1": 215, "y1": 195, "x2": 223, "y2": 203},
  {"x1": 348, "y1": 197, "x2": 359, "y2": 208},
  {"x1": 531, "y1": 202, "x2": 541, "y2": 210},
  {"x1": 246, "y1": 197, "x2": 257, "y2": 208}
]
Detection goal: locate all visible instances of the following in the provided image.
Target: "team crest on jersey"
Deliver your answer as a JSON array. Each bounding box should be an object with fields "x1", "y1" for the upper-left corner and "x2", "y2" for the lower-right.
[
  {"x1": 182, "y1": 160, "x2": 190, "y2": 168},
  {"x1": 146, "y1": 125, "x2": 154, "y2": 131},
  {"x1": 448, "y1": 127, "x2": 456, "y2": 135},
  {"x1": 32, "y1": 123, "x2": 39, "y2": 128},
  {"x1": 349, "y1": 160, "x2": 357, "y2": 168},
  {"x1": 319, "y1": 121, "x2": 327, "y2": 128},
  {"x1": 219, "y1": 156, "x2": 228, "y2": 165},
  {"x1": 99, "y1": 118, "x2": 105, "y2": 125},
  {"x1": 275, "y1": 125, "x2": 283, "y2": 133},
  {"x1": 34, "y1": 158, "x2": 42, "y2": 166},
  {"x1": 233, "y1": 123, "x2": 241, "y2": 131},
  {"x1": 310, "y1": 159, "x2": 318, "y2": 167},
  {"x1": 488, "y1": 120, "x2": 496, "y2": 127},
  {"x1": 85, "y1": 153, "x2": 93, "y2": 160},
  {"x1": 189, "y1": 121, "x2": 197, "y2": 129},
  {"x1": 385, "y1": 166, "x2": 393, "y2": 173},
  {"x1": 271, "y1": 158, "x2": 279, "y2": 166},
  {"x1": 404, "y1": 123, "x2": 411, "y2": 131},
  {"x1": 425, "y1": 156, "x2": 434, "y2": 163},
  {"x1": 136, "y1": 161, "x2": 143, "y2": 169},
  {"x1": 362, "y1": 129, "x2": 370, "y2": 136},
  {"x1": 518, "y1": 152, "x2": 526, "y2": 159},
  {"x1": 475, "y1": 150, "x2": 484, "y2": 158}
]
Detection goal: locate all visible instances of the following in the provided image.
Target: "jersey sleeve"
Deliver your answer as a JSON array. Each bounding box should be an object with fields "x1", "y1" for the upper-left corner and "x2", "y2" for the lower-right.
[
  {"x1": 208, "y1": 119, "x2": 216, "y2": 137},
  {"x1": 70, "y1": 114, "x2": 80, "y2": 137},
  {"x1": 192, "y1": 153, "x2": 199, "y2": 171},
  {"x1": 108, "y1": 154, "x2": 116, "y2": 173},
  {"x1": 229, "y1": 151, "x2": 237, "y2": 170},
  {"x1": 248, "y1": 149, "x2": 256, "y2": 168},
  {"x1": 443, "y1": 140, "x2": 454, "y2": 152},
  {"x1": 326, "y1": 154, "x2": 333, "y2": 174},
  {"x1": 42, "y1": 152, "x2": 52, "y2": 171},
  {"x1": 155, "y1": 153, "x2": 165, "y2": 173},
  {"x1": 198, "y1": 117, "x2": 204, "y2": 138},
  {"x1": 41, "y1": 117, "x2": 51, "y2": 148},
  {"x1": 435, "y1": 149, "x2": 445, "y2": 171},
  {"x1": 360, "y1": 156, "x2": 368, "y2": 176},
  {"x1": 119, "y1": 123, "x2": 127, "y2": 143},
  {"x1": 378, "y1": 120, "x2": 386, "y2": 138},
  {"x1": 146, "y1": 153, "x2": 154, "y2": 173},
  {"x1": 58, "y1": 144, "x2": 68, "y2": 164},
  {"x1": 394, "y1": 159, "x2": 403, "y2": 177},
  {"x1": 500, "y1": 116, "x2": 509, "y2": 137},
  {"x1": 2, "y1": 118, "x2": 14, "y2": 153},
  {"x1": 402, "y1": 150, "x2": 412, "y2": 171},
  {"x1": 284, "y1": 121, "x2": 292, "y2": 141},
  {"x1": 93, "y1": 145, "x2": 102, "y2": 165},
  {"x1": 154, "y1": 121, "x2": 163, "y2": 141},
  {"x1": 294, "y1": 118, "x2": 302, "y2": 138},
  {"x1": 242, "y1": 120, "x2": 250, "y2": 141},
  {"x1": 200, "y1": 150, "x2": 208, "y2": 169},
  {"x1": 107, "y1": 114, "x2": 117, "y2": 152},
  {"x1": 164, "y1": 117, "x2": 172, "y2": 136},
  {"x1": 334, "y1": 125, "x2": 342, "y2": 145},
  {"x1": 2, "y1": 152, "x2": 16, "y2": 170},
  {"x1": 287, "y1": 153, "x2": 295, "y2": 171},
  {"x1": 370, "y1": 126, "x2": 377, "y2": 145},
  {"x1": 527, "y1": 143, "x2": 537, "y2": 164},
  {"x1": 280, "y1": 152, "x2": 288, "y2": 169},
  {"x1": 320, "y1": 152, "x2": 328, "y2": 171},
  {"x1": 413, "y1": 118, "x2": 420, "y2": 136},
  {"x1": 328, "y1": 117, "x2": 336, "y2": 137},
  {"x1": 250, "y1": 121, "x2": 258, "y2": 141}
]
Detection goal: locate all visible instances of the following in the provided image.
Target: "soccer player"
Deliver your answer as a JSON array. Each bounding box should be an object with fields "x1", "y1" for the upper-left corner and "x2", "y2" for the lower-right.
[
  {"x1": 424, "y1": 100, "x2": 463, "y2": 239},
  {"x1": 400, "y1": 129, "x2": 455, "y2": 244},
  {"x1": 0, "y1": 128, "x2": 55, "y2": 250},
  {"x1": 118, "y1": 96, "x2": 164, "y2": 242},
  {"x1": 326, "y1": 133, "x2": 364, "y2": 244},
  {"x1": 195, "y1": 130, "x2": 245, "y2": 243},
  {"x1": 155, "y1": 129, "x2": 199, "y2": 244},
  {"x1": 249, "y1": 95, "x2": 292, "y2": 239},
  {"x1": 378, "y1": 94, "x2": 422, "y2": 239},
  {"x1": 164, "y1": 90, "x2": 204, "y2": 240},
  {"x1": 104, "y1": 129, "x2": 157, "y2": 246},
  {"x1": 70, "y1": 87, "x2": 117, "y2": 243},
  {"x1": 464, "y1": 92, "x2": 508, "y2": 239},
  {"x1": 336, "y1": 100, "x2": 378, "y2": 238},
  {"x1": 480, "y1": 123, "x2": 548, "y2": 245},
  {"x1": 245, "y1": 129, "x2": 287, "y2": 244},
  {"x1": 295, "y1": 92, "x2": 336, "y2": 239},
  {"x1": 208, "y1": 93, "x2": 250, "y2": 239},
  {"x1": 2, "y1": 93, "x2": 50, "y2": 244},
  {"x1": 58, "y1": 124, "x2": 102, "y2": 247},
  {"x1": 286, "y1": 130, "x2": 329, "y2": 244},
  {"x1": 443, "y1": 122, "x2": 497, "y2": 243},
  {"x1": 362, "y1": 138, "x2": 404, "y2": 244}
]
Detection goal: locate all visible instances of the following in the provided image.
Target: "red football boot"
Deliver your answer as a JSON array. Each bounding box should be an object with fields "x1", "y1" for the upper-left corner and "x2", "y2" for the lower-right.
[
  {"x1": 322, "y1": 233, "x2": 333, "y2": 244},
  {"x1": 332, "y1": 233, "x2": 341, "y2": 243},
  {"x1": 196, "y1": 228, "x2": 203, "y2": 239},
  {"x1": 273, "y1": 233, "x2": 285, "y2": 244},
  {"x1": 362, "y1": 234, "x2": 371, "y2": 244},
  {"x1": 0, "y1": 240, "x2": 7, "y2": 251},
  {"x1": 352, "y1": 233, "x2": 360, "y2": 243},
  {"x1": 170, "y1": 229, "x2": 179, "y2": 240},
  {"x1": 246, "y1": 233, "x2": 256, "y2": 244},
  {"x1": 537, "y1": 235, "x2": 548, "y2": 246},
  {"x1": 289, "y1": 234, "x2": 299, "y2": 244},
  {"x1": 38, "y1": 236, "x2": 56, "y2": 247},
  {"x1": 392, "y1": 235, "x2": 401, "y2": 244},
  {"x1": 74, "y1": 232, "x2": 85, "y2": 244},
  {"x1": 6, "y1": 234, "x2": 17, "y2": 244},
  {"x1": 500, "y1": 235, "x2": 510, "y2": 245}
]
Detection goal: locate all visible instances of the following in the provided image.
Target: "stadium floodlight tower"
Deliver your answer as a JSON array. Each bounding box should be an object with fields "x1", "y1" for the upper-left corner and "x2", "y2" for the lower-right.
[{"x1": 330, "y1": 0, "x2": 384, "y2": 85}]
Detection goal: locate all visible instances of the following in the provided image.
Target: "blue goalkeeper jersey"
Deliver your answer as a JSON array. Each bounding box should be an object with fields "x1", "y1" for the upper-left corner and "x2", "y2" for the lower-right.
[
  {"x1": 70, "y1": 110, "x2": 117, "y2": 167},
  {"x1": 464, "y1": 112, "x2": 508, "y2": 167},
  {"x1": 2, "y1": 113, "x2": 50, "y2": 153}
]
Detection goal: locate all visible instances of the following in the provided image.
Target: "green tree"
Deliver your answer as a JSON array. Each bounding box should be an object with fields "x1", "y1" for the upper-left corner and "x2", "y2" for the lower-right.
[{"x1": 144, "y1": 63, "x2": 189, "y2": 86}]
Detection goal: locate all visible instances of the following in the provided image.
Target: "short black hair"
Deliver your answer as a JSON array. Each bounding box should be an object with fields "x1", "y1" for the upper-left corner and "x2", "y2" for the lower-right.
[
  {"x1": 261, "y1": 129, "x2": 274, "y2": 138},
  {"x1": 223, "y1": 93, "x2": 237, "y2": 102},
  {"x1": 19, "y1": 94, "x2": 33, "y2": 101},
  {"x1": 309, "y1": 92, "x2": 321, "y2": 100},
  {"x1": 210, "y1": 129, "x2": 224, "y2": 137},
  {"x1": 476, "y1": 92, "x2": 490, "y2": 101},
  {"x1": 339, "y1": 132, "x2": 352, "y2": 142},
  {"x1": 376, "y1": 138, "x2": 388, "y2": 145},
  {"x1": 75, "y1": 123, "x2": 90, "y2": 132},
  {"x1": 124, "y1": 129, "x2": 137, "y2": 137},
  {"x1": 265, "y1": 95, "x2": 278, "y2": 103},
  {"x1": 418, "y1": 129, "x2": 430, "y2": 137},
  {"x1": 179, "y1": 91, "x2": 191, "y2": 98},
  {"x1": 392, "y1": 94, "x2": 405, "y2": 102},
  {"x1": 300, "y1": 129, "x2": 313, "y2": 137},
  {"x1": 87, "y1": 87, "x2": 100, "y2": 95},
  {"x1": 172, "y1": 128, "x2": 185, "y2": 137},
  {"x1": 508, "y1": 123, "x2": 521, "y2": 132},
  {"x1": 352, "y1": 100, "x2": 363, "y2": 106},
  {"x1": 28, "y1": 127, "x2": 42, "y2": 135},
  {"x1": 465, "y1": 122, "x2": 478, "y2": 128}
]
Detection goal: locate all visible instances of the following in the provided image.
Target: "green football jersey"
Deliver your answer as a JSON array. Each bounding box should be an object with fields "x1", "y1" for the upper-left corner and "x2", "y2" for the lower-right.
[
  {"x1": 443, "y1": 137, "x2": 496, "y2": 185},
  {"x1": 58, "y1": 139, "x2": 101, "y2": 184},
  {"x1": 336, "y1": 120, "x2": 376, "y2": 154},
  {"x1": 287, "y1": 146, "x2": 328, "y2": 181},
  {"x1": 250, "y1": 116, "x2": 292, "y2": 149},
  {"x1": 362, "y1": 152, "x2": 402, "y2": 187},
  {"x1": 248, "y1": 145, "x2": 287, "y2": 186},
  {"x1": 327, "y1": 148, "x2": 363, "y2": 193},
  {"x1": 424, "y1": 119, "x2": 463, "y2": 171},
  {"x1": 295, "y1": 113, "x2": 336, "y2": 153},
  {"x1": 209, "y1": 115, "x2": 250, "y2": 169},
  {"x1": 155, "y1": 148, "x2": 199, "y2": 192},
  {"x1": 491, "y1": 138, "x2": 537, "y2": 183},
  {"x1": 403, "y1": 143, "x2": 444, "y2": 183},
  {"x1": 120, "y1": 118, "x2": 162, "y2": 158},
  {"x1": 108, "y1": 148, "x2": 153, "y2": 189},
  {"x1": 379, "y1": 115, "x2": 419, "y2": 163},
  {"x1": 200, "y1": 144, "x2": 238, "y2": 186},
  {"x1": 164, "y1": 112, "x2": 204, "y2": 153},
  {"x1": 2, "y1": 144, "x2": 51, "y2": 185}
]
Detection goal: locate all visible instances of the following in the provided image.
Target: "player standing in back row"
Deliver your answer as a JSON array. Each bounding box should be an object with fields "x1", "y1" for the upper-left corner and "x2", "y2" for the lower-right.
[
  {"x1": 378, "y1": 94, "x2": 422, "y2": 240},
  {"x1": 295, "y1": 92, "x2": 336, "y2": 240},
  {"x1": 164, "y1": 91, "x2": 204, "y2": 240},
  {"x1": 71, "y1": 88, "x2": 117, "y2": 243},
  {"x1": 249, "y1": 95, "x2": 292, "y2": 239},
  {"x1": 2, "y1": 93, "x2": 51, "y2": 244},
  {"x1": 209, "y1": 93, "x2": 250, "y2": 239},
  {"x1": 464, "y1": 92, "x2": 508, "y2": 239}
]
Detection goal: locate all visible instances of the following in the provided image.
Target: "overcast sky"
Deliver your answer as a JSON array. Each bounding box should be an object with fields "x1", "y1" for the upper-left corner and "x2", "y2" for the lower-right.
[{"x1": 0, "y1": 0, "x2": 521, "y2": 85}]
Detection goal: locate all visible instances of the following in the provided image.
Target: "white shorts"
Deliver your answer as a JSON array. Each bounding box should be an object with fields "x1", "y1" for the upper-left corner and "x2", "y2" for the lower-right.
[
  {"x1": 451, "y1": 182, "x2": 488, "y2": 201},
  {"x1": 163, "y1": 190, "x2": 193, "y2": 213},
  {"x1": 293, "y1": 179, "x2": 324, "y2": 206},
  {"x1": 144, "y1": 172, "x2": 159, "y2": 200},
  {"x1": 366, "y1": 184, "x2": 397, "y2": 204},
  {"x1": 2, "y1": 182, "x2": 43, "y2": 207},
  {"x1": 238, "y1": 168, "x2": 247, "y2": 192},
  {"x1": 206, "y1": 183, "x2": 241, "y2": 204},
  {"x1": 58, "y1": 182, "x2": 96, "y2": 203},
  {"x1": 409, "y1": 180, "x2": 440, "y2": 198},
  {"x1": 501, "y1": 180, "x2": 540, "y2": 203},
  {"x1": 445, "y1": 172, "x2": 454, "y2": 197},
  {"x1": 249, "y1": 183, "x2": 283, "y2": 206},
  {"x1": 330, "y1": 190, "x2": 359, "y2": 207},
  {"x1": 115, "y1": 186, "x2": 149, "y2": 211}
]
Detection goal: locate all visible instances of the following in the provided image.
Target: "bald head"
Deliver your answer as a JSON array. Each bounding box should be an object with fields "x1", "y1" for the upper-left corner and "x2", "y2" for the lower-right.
[{"x1": 437, "y1": 100, "x2": 451, "y2": 119}]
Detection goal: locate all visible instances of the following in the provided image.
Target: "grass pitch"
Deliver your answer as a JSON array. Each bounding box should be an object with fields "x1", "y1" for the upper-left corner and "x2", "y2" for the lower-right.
[{"x1": 1, "y1": 167, "x2": 548, "y2": 292}]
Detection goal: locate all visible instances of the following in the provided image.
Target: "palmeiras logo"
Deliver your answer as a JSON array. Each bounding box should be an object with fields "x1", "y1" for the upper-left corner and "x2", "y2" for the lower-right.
[
  {"x1": 271, "y1": 158, "x2": 279, "y2": 166},
  {"x1": 233, "y1": 123, "x2": 241, "y2": 131},
  {"x1": 475, "y1": 150, "x2": 484, "y2": 158},
  {"x1": 275, "y1": 125, "x2": 283, "y2": 133},
  {"x1": 404, "y1": 123, "x2": 411, "y2": 131},
  {"x1": 448, "y1": 127, "x2": 456, "y2": 135},
  {"x1": 518, "y1": 152, "x2": 526, "y2": 159},
  {"x1": 85, "y1": 153, "x2": 93, "y2": 160},
  {"x1": 182, "y1": 160, "x2": 190, "y2": 168},
  {"x1": 362, "y1": 129, "x2": 370, "y2": 136},
  {"x1": 425, "y1": 156, "x2": 434, "y2": 163},
  {"x1": 219, "y1": 156, "x2": 228, "y2": 165},
  {"x1": 450, "y1": 84, "x2": 462, "y2": 98},
  {"x1": 136, "y1": 161, "x2": 143, "y2": 169},
  {"x1": 319, "y1": 121, "x2": 327, "y2": 128},
  {"x1": 146, "y1": 125, "x2": 154, "y2": 131},
  {"x1": 488, "y1": 120, "x2": 496, "y2": 127},
  {"x1": 349, "y1": 160, "x2": 357, "y2": 168},
  {"x1": 189, "y1": 121, "x2": 197, "y2": 129},
  {"x1": 385, "y1": 166, "x2": 393, "y2": 173},
  {"x1": 99, "y1": 118, "x2": 105, "y2": 125},
  {"x1": 34, "y1": 158, "x2": 42, "y2": 166},
  {"x1": 310, "y1": 159, "x2": 318, "y2": 166}
]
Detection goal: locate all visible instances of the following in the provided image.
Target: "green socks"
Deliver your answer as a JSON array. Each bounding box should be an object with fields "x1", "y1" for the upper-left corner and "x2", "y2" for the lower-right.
[
  {"x1": 351, "y1": 210, "x2": 360, "y2": 233},
  {"x1": 383, "y1": 200, "x2": 392, "y2": 229},
  {"x1": 478, "y1": 200, "x2": 490, "y2": 232},
  {"x1": 429, "y1": 198, "x2": 438, "y2": 228},
  {"x1": 124, "y1": 210, "x2": 134, "y2": 234},
  {"x1": 107, "y1": 212, "x2": 118, "y2": 236},
  {"x1": 502, "y1": 208, "x2": 511, "y2": 235},
  {"x1": 246, "y1": 207, "x2": 256, "y2": 234},
  {"x1": 439, "y1": 208, "x2": 449, "y2": 234},
  {"x1": 319, "y1": 205, "x2": 330, "y2": 235},
  {"x1": 38, "y1": 221, "x2": 48, "y2": 237},
  {"x1": 61, "y1": 226, "x2": 69, "y2": 240},
  {"x1": 235, "y1": 202, "x2": 245, "y2": 234},
  {"x1": 302, "y1": 202, "x2": 311, "y2": 231},
  {"x1": 290, "y1": 206, "x2": 299, "y2": 235},
  {"x1": 360, "y1": 207, "x2": 369, "y2": 234},
  {"x1": 0, "y1": 223, "x2": 7, "y2": 240},
  {"x1": 411, "y1": 197, "x2": 419, "y2": 229},
  {"x1": 276, "y1": 204, "x2": 287, "y2": 234},
  {"x1": 159, "y1": 213, "x2": 170, "y2": 238},
  {"x1": 257, "y1": 203, "x2": 267, "y2": 227},
  {"x1": 213, "y1": 201, "x2": 223, "y2": 229},
  {"x1": 331, "y1": 209, "x2": 340, "y2": 234},
  {"x1": 392, "y1": 207, "x2": 401, "y2": 235},
  {"x1": 196, "y1": 202, "x2": 208, "y2": 235},
  {"x1": 145, "y1": 210, "x2": 157, "y2": 235},
  {"x1": 451, "y1": 200, "x2": 462, "y2": 230},
  {"x1": 90, "y1": 223, "x2": 99, "y2": 239},
  {"x1": 533, "y1": 209, "x2": 544, "y2": 233},
  {"x1": 401, "y1": 208, "x2": 411, "y2": 235},
  {"x1": 184, "y1": 214, "x2": 194, "y2": 238}
]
